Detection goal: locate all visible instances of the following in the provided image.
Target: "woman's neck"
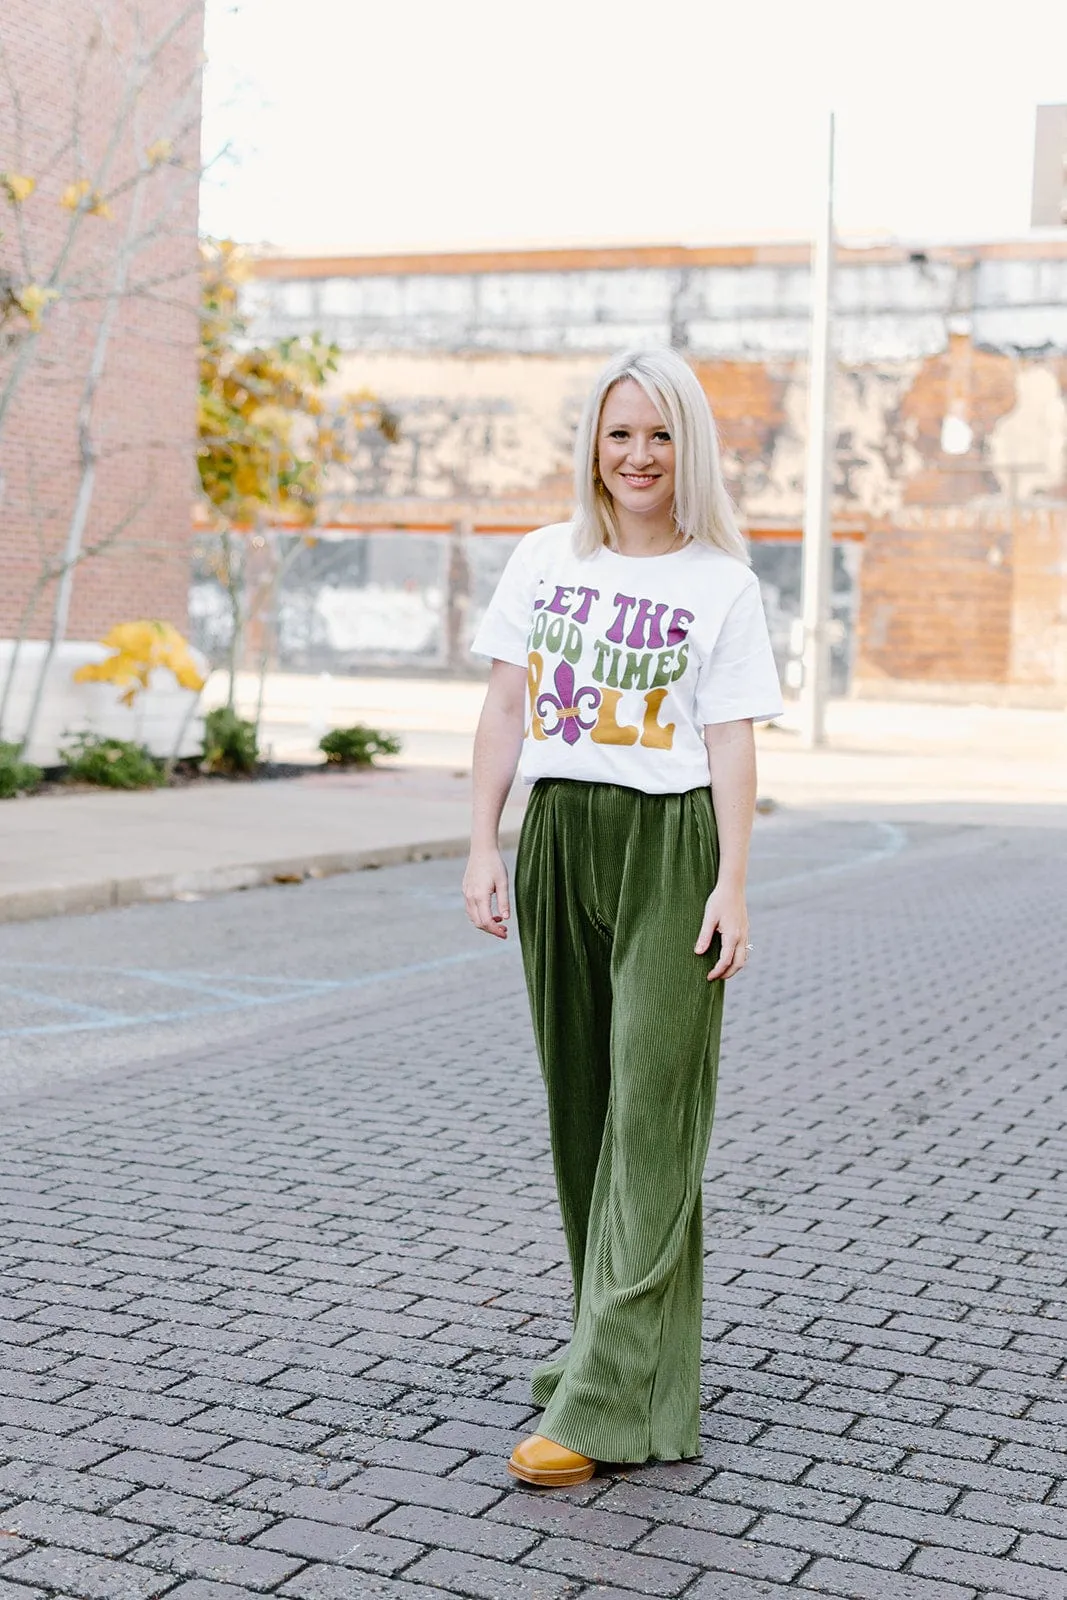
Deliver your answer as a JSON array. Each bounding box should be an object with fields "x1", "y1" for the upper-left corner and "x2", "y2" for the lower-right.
[{"x1": 612, "y1": 505, "x2": 682, "y2": 557}]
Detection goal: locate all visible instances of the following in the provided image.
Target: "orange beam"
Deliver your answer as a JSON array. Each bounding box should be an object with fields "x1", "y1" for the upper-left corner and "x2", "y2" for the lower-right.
[
  {"x1": 248, "y1": 238, "x2": 1067, "y2": 282},
  {"x1": 194, "y1": 517, "x2": 865, "y2": 543}
]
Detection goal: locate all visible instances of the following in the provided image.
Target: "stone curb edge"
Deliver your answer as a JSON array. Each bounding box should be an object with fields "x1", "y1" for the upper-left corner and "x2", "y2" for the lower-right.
[{"x1": 0, "y1": 828, "x2": 523, "y2": 925}]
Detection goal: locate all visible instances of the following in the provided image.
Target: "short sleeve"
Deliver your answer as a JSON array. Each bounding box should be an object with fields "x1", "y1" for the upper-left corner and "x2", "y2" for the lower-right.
[
  {"x1": 470, "y1": 535, "x2": 538, "y2": 668},
  {"x1": 694, "y1": 576, "x2": 783, "y2": 726}
]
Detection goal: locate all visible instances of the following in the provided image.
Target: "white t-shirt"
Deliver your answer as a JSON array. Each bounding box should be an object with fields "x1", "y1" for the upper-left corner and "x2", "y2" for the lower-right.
[{"x1": 471, "y1": 521, "x2": 783, "y2": 795}]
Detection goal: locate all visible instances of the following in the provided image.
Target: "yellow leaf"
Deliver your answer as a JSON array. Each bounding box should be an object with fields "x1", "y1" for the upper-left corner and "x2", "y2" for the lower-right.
[
  {"x1": 73, "y1": 620, "x2": 205, "y2": 703},
  {"x1": 1, "y1": 171, "x2": 36, "y2": 203},
  {"x1": 59, "y1": 179, "x2": 111, "y2": 217},
  {"x1": 145, "y1": 138, "x2": 173, "y2": 167},
  {"x1": 13, "y1": 283, "x2": 60, "y2": 331},
  {"x1": 59, "y1": 178, "x2": 91, "y2": 210}
]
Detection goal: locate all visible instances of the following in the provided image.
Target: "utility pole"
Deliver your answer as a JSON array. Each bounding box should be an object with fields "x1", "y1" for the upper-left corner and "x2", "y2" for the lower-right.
[{"x1": 799, "y1": 111, "x2": 837, "y2": 748}]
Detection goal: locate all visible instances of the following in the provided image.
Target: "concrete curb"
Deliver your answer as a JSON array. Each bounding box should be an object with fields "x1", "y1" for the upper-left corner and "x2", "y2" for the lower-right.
[{"x1": 0, "y1": 828, "x2": 523, "y2": 925}]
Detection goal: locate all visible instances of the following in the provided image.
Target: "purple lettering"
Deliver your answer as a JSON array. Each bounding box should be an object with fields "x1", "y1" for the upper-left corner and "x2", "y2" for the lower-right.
[
  {"x1": 625, "y1": 598, "x2": 669, "y2": 650},
  {"x1": 572, "y1": 585, "x2": 600, "y2": 624},
  {"x1": 666, "y1": 606, "x2": 695, "y2": 645},
  {"x1": 545, "y1": 584, "x2": 574, "y2": 616},
  {"x1": 606, "y1": 593, "x2": 638, "y2": 643}
]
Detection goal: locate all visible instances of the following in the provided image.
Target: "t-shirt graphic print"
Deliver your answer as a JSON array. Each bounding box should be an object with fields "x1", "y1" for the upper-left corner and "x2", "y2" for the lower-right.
[{"x1": 471, "y1": 522, "x2": 783, "y2": 795}]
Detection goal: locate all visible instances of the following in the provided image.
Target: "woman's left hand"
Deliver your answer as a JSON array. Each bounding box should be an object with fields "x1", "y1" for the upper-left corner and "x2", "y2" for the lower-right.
[{"x1": 694, "y1": 885, "x2": 750, "y2": 980}]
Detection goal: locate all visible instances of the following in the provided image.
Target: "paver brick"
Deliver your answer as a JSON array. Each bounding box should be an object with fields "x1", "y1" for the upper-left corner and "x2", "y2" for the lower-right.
[
  {"x1": 235, "y1": 1482, "x2": 395, "y2": 1528},
  {"x1": 402, "y1": 1547, "x2": 578, "y2": 1598},
  {"x1": 204, "y1": 1441, "x2": 336, "y2": 1484},
  {"x1": 184, "y1": 1406, "x2": 331, "y2": 1450},
  {"x1": 0, "y1": 1462, "x2": 131, "y2": 1511},
  {"x1": 899, "y1": 1453, "x2": 1055, "y2": 1500},
  {"x1": 696, "y1": 1441, "x2": 810, "y2": 1482},
  {"x1": 353, "y1": 1465, "x2": 501, "y2": 1514},
  {"x1": 252, "y1": 1515, "x2": 423, "y2": 1570},
  {"x1": 100, "y1": 1450, "x2": 252, "y2": 1498},
  {"x1": 853, "y1": 1501, "x2": 1018, "y2": 1556},
  {"x1": 909, "y1": 1545, "x2": 1067, "y2": 1598},
  {"x1": 0, "y1": 1501, "x2": 148, "y2": 1557},
  {"x1": 0, "y1": 1546, "x2": 174, "y2": 1599},
  {"x1": 488, "y1": 1488, "x2": 656, "y2": 1546},
  {"x1": 748, "y1": 1510, "x2": 914, "y2": 1568},
  {"x1": 684, "y1": 1575, "x2": 811, "y2": 1598},
  {"x1": 527, "y1": 1533, "x2": 698, "y2": 1595},
  {"x1": 635, "y1": 1522, "x2": 809, "y2": 1583},
  {"x1": 374, "y1": 1502, "x2": 536, "y2": 1560},
  {"x1": 133, "y1": 1529, "x2": 306, "y2": 1587},
  {"x1": 953, "y1": 1491, "x2": 1067, "y2": 1538},
  {"x1": 797, "y1": 1555, "x2": 979, "y2": 1597},
  {"x1": 112, "y1": 1487, "x2": 275, "y2": 1541},
  {"x1": 278, "y1": 1568, "x2": 457, "y2": 1599},
  {"x1": 77, "y1": 1416, "x2": 231, "y2": 1458},
  {"x1": 1016, "y1": 1531, "x2": 1067, "y2": 1568},
  {"x1": 0, "y1": 1424, "x2": 115, "y2": 1471},
  {"x1": 0, "y1": 1539, "x2": 33, "y2": 1566},
  {"x1": 164, "y1": 1584, "x2": 288, "y2": 1600}
]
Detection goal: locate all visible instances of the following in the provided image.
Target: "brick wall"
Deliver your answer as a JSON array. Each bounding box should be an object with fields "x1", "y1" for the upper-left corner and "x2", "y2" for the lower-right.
[
  {"x1": 855, "y1": 510, "x2": 1010, "y2": 686},
  {"x1": 0, "y1": 0, "x2": 204, "y2": 643}
]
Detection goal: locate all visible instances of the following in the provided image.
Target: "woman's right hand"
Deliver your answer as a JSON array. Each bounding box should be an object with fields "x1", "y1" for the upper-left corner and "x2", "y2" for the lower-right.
[{"x1": 463, "y1": 847, "x2": 511, "y2": 938}]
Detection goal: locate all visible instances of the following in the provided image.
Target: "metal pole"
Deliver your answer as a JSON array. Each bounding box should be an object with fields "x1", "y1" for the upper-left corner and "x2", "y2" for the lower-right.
[{"x1": 799, "y1": 111, "x2": 837, "y2": 748}]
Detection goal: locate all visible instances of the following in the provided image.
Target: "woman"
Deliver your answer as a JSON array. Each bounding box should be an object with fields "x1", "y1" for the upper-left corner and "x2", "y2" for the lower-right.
[{"x1": 463, "y1": 347, "x2": 782, "y2": 1487}]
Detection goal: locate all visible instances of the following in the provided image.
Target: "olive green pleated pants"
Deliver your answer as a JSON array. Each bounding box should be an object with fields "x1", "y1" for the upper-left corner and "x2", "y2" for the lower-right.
[{"x1": 514, "y1": 777, "x2": 724, "y2": 1464}]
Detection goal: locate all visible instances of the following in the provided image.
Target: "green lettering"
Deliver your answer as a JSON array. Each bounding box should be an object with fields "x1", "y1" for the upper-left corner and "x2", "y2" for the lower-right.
[
  {"x1": 619, "y1": 651, "x2": 654, "y2": 691},
  {"x1": 591, "y1": 638, "x2": 611, "y2": 682},
  {"x1": 651, "y1": 648, "x2": 676, "y2": 689}
]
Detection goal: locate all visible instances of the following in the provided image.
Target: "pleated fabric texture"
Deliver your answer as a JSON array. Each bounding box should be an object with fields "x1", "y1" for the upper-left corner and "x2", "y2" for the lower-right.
[{"x1": 515, "y1": 777, "x2": 724, "y2": 1464}]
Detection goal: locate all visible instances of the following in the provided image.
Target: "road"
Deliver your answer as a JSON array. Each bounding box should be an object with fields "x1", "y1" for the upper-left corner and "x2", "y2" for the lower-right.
[{"x1": 1, "y1": 810, "x2": 1065, "y2": 1599}]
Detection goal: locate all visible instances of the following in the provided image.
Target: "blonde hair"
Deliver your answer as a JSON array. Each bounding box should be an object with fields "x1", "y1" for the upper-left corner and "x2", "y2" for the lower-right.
[{"x1": 572, "y1": 347, "x2": 748, "y2": 563}]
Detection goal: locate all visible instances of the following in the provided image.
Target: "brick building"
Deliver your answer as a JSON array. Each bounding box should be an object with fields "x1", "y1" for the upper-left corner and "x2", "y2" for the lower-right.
[
  {"x1": 0, "y1": 0, "x2": 204, "y2": 754},
  {"x1": 241, "y1": 240, "x2": 1067, "y2": 702}
]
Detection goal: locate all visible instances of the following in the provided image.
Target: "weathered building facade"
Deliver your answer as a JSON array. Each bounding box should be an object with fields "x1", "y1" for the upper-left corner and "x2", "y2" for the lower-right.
[{"x1": 243, "y1": 241, "x2": 1067, "y2": 700}]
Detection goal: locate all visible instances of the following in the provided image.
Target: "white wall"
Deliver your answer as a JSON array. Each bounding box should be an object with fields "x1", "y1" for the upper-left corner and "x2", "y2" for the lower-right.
[{"x1": 0, "y1": 641, "x2": 206, "y2": 769}]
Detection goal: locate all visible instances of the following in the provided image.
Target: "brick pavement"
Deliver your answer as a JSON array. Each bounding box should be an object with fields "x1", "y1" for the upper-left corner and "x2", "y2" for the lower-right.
[{"x1": 1, "y1": 824, "x2": 1065, "y2": 1598}]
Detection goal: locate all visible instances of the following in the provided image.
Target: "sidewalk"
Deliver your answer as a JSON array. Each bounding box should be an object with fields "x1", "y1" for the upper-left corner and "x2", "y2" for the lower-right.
[
  {"x1": 0, "y1": 766, "x2": 524, "y2": 924},
  {"x1": 2, "y1": 677, "x2": 1065, "y2": 923}
]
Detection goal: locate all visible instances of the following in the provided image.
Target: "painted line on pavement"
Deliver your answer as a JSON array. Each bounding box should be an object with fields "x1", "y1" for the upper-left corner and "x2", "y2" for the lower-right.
[
  {"x1": 748, "y1": 820, "x2": 907, "y2": 897},
  {"x1": 0, "y1": 822, "x2": 907, "y2": 1038},
  {"x1": 0, "y1": 948, "x2": 500, "y2": 1038}
]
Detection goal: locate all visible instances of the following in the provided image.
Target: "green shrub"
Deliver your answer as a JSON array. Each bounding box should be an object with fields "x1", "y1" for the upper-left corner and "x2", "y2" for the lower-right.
[
  {"x1": 319, "y1": 724, "x2": 402, "y2": 768},
  {"x1": 201, "y1": 706, "x2": 258, "y2": 775},
  {"x1": 61, "y1": 733, "x2": 163, "y2": 789},
  {"x1": 0, "y1": 741, "x2": 43, "y2": 799}
]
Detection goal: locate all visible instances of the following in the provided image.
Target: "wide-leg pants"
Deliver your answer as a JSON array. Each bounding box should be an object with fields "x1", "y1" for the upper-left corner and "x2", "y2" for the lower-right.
[{"x1": 514, "y1": 777, "x2": 724, "y2": 1464}]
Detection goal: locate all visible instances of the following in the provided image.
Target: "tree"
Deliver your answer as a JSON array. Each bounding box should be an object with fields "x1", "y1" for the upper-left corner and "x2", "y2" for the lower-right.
[
  {"x1": 196, "y1": 239, "x2": 398, "y2": 720},
  {"x1": 0, "y1": 1, "x2": 205, "y2": 755}
]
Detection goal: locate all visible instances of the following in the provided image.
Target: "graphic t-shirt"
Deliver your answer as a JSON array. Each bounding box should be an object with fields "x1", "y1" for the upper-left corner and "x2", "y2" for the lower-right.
[{"x1": 471, "y1": 521, "x2": 783, "y2": 794}]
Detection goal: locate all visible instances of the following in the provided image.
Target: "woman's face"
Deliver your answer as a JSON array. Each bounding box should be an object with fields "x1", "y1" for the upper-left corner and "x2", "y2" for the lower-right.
[{"x1": 596, "y1": 379, "x2": 676, "y2": 522}]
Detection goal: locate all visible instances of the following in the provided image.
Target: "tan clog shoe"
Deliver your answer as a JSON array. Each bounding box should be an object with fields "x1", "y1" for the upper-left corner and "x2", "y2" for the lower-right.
[{"x1": 507, "y1": 1433, "x2": 596, "y2": 1486}]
